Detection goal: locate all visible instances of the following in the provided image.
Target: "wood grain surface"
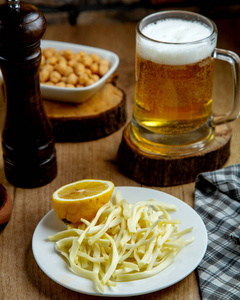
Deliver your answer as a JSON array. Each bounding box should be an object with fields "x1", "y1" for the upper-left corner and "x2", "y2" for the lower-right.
[
  {"x1": 118, "y1": 123, "x2": 232, "y2": 186},
  {"x1": 1, "y1": 18, "x2": 240, "y2": 300},
  {"x1": 44, "y1": 82, "x2": 127, "y2": 142}
]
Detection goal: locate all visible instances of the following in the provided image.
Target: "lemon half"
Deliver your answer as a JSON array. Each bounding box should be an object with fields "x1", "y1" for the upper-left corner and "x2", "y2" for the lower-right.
[{"x1": 52, "y1": 179, "x2": 115, "y2": 224}]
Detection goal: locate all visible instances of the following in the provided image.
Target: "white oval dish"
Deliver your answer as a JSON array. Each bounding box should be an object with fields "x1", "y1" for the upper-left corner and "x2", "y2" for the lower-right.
[
  {"x1": 40, "y1": 40, "x2": 119, "y2": 103},
  {"x1": 32, "y1": 186, "x2": 207, "y2": 297},
  {"x1": 0, "y1": 40, "x2": 119, "y2": 104}
]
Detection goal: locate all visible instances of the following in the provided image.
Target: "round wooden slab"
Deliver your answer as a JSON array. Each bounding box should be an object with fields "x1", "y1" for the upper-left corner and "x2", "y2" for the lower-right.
[
  {"x1": 118, "y1": 123, "x2": 232, "y2": 187},
  {"x1": 43, "y1": 83, "x2": 126, "y2": 142}
]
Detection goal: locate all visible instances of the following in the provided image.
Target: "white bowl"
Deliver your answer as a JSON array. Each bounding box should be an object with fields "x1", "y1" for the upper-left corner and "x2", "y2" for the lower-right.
[{"x1": 40, "y1": 40, "x2": 119, "y2": 103}]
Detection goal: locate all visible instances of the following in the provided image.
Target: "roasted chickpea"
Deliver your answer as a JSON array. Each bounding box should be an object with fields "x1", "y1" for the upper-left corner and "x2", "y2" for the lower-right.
[
  {"x1": 99, "y1": 64, "x2": 109, "y2": 76},
  {"x1": 44, "y1": 48, "x2": 56, "y2": 59},
  {"x1": 84, "y1": 68, "x2": 92, "y2": 76},
  {"x1": 66, "y1": 83, "x2": 75, "y2": 88},
  {"x1": 42, "y1": 64, "x2": 54, "y2": 72},
  {"x1": 67, "y1": 73, "x2": 78, "y2": 86},
  {"x1": 48, "y1": 56, "x2": 58, "y2": 65},
  {"x1": 86, "y1": 79, "x2": 95, "y2": 86},
  {"x1": 90, "y1": 63, "x2": 99, "y2": 74},
  {"x1": 56, "y1": 82, "x2": 66, "y2": 87},
  {"x1": 82, "y1": 55, "x2": 93, "y2": 67},
  {"x1": 41, "y1": 55, "x2": 46, "y2": 66},
  {"x1": 56, "y1": 61, "x2": 67, "y2": 75},
  {"x1": 78, "y1": 50, "x2": 87, "y2": 57},
  {"x1": 45, "y1": 81, "x2": 54, "y2": 86},
  {"x1": 63, "y1": 66, "x2": 74, "y2": 77},
  {"x1": 50, "y1": 71, "x2": 61, "y2": 84},
  {"x1": 78, "y1": 72, "x2": 89, "y2": 85},
  {"x1": 90, "y1": 53, "x2": 100, "y2": 63},
  {"x1": 39, "y1": 69, "x2": 50, "y2": 82},
  {"x1": 90, "y1": 74, "x2": 100, "y2": 82},
  {"x1": 68, "y1": 59, "x2": 77, "y2": 67},
  {"x1": 63, "y1": 49, "x2": 74, "y2": 60},
  {"x1": 74, "y1": 63, "x2": 85, "y2": 74},
  {"x1": 100, "y1": 58, "x2": 110, "y2": 66}
]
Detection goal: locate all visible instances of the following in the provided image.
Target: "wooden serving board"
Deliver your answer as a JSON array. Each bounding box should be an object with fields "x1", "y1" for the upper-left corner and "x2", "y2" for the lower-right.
[
  {"x1": 118, "y1": 123, "x2": 232, "y2": 187},
  {"x1": 43, "y1": 82, "x2": 126, "y2": 142}
]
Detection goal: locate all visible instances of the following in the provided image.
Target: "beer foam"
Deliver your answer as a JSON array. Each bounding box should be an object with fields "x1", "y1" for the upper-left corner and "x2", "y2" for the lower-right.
[{"x1": 139, "y1": 19, "x2": 216, "y2": 65}]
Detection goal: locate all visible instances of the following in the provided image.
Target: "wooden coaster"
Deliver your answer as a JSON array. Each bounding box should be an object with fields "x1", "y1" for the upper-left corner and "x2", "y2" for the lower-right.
[
  {"x1": 43, "y1": 82, "x2": 126, "y2": 142},
  {"x1": 118, "y1": 123, "x2": 232, "y2": 187}
]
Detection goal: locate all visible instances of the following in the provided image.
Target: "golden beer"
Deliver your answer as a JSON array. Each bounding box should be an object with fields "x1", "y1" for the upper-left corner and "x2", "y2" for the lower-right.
[{"x1": 134, "y1": 54, "x2": 214, "y2": 135}]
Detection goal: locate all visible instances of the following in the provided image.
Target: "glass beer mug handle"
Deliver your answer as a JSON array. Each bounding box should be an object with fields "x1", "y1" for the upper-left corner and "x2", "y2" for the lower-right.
[{"x1": 212, "y1": 48, "x2": 240, "y2": 125}]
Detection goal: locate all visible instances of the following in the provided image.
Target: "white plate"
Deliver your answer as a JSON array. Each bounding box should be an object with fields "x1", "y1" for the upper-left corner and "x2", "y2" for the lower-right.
[
  {"x1": 0, "y1": 40, "x2": 119, "y2": 104},
  {"x1": 32, "y1": 187, "x2": 207, "y2": 297},
  {"x1": 40, "y1": 40, "x2": 119, "y2": 103}
]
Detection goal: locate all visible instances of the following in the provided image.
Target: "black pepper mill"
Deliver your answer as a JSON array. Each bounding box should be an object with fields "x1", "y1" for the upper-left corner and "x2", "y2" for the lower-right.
[{"x1": 0, "y1": 0, "x2": 57, "y2": 188}]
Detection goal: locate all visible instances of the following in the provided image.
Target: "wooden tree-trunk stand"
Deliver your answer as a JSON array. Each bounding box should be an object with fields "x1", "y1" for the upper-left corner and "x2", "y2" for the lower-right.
[
  {"x1": 43, "y1": 83, "x2": 126, "y2": 142},
  {"x1": 118, "y1": 123, "x2": 232, "y2": 187}
]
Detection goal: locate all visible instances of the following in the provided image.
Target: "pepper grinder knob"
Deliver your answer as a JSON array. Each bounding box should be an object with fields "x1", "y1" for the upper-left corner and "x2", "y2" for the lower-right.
[{"x1": 7, "y1": 0, "x2": 20, "y2": 9}]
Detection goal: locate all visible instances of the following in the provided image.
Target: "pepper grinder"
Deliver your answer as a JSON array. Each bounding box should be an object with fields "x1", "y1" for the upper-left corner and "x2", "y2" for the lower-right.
[{"x1": 0, "y1": 0, "x2": 57, "y2": 188}]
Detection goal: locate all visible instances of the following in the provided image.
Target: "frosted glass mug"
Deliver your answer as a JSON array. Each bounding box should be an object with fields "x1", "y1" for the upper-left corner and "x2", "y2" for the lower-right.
[{"x1": 130, "y1": 10, "x2": 240, "y2": 156}]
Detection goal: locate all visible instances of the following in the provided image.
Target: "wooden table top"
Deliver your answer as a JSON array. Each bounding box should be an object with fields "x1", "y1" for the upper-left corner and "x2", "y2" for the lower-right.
[{"x1": 1, "y1": 21, "x2": 240, "y2": 300}]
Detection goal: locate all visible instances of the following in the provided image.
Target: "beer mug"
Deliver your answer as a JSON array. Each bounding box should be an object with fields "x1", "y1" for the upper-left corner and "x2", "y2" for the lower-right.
[{"x1": 130, "y1": 10, "x2": 240, "y2": 156}]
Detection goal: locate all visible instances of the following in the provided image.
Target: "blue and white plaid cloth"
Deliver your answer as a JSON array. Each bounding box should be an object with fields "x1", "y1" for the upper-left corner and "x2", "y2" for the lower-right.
[{"x1": 194, "y1": 164, "x2": 240, "y2": 300}]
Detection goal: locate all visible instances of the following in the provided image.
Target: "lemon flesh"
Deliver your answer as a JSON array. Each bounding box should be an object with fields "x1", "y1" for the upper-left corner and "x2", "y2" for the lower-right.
[{"x1": 52, "y1": 179, "x2": 114, "y2": 224}]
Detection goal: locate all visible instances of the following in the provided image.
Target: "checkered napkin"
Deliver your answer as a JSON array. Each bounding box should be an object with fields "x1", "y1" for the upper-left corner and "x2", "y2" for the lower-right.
[{"x1": 194, "y1": 164, "x2": 240, "y2": 300}]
